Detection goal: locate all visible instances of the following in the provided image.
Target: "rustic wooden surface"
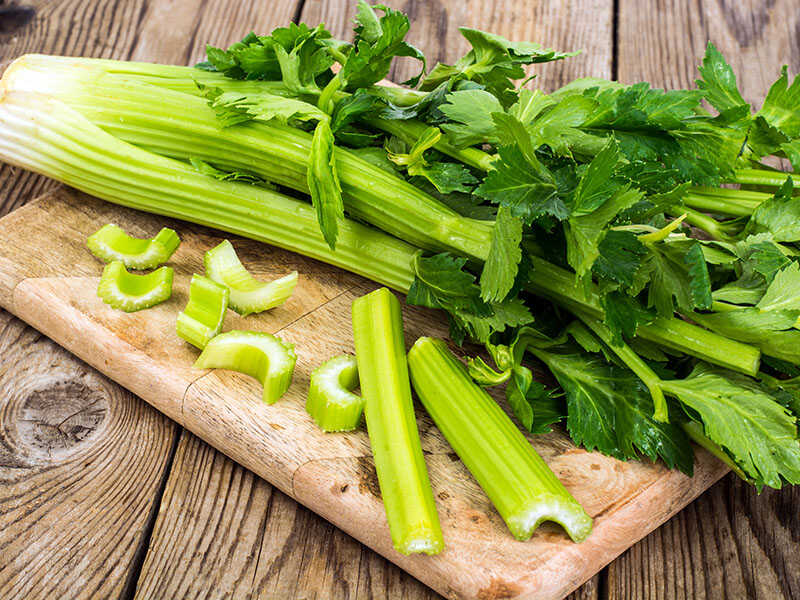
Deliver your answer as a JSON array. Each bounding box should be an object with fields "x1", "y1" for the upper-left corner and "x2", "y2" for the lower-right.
[{"x1": 0, "y1": 0, "x2": 798, "y2": 599}]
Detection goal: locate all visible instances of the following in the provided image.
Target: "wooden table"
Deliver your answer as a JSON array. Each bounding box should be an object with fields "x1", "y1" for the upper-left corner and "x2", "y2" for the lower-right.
[{"x1": 1, "y1": 1, "x2": 798, "y2": 598}]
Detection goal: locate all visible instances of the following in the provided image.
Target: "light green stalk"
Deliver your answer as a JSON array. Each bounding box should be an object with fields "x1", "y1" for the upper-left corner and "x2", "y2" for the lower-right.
[{"x1": 351, "y1": 288, "x2": 443, "y2": 555}]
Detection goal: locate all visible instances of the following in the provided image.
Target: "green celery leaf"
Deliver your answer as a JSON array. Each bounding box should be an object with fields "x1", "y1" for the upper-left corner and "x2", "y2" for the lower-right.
[
  {"x1": 480, "y1": 206, "x2": 523, "y2": 302},
  {"x1": 189, "y1": 158, "x2": 271, "y2": 187},
  {"x1": 592, "y1": 230, "x2": 647, "y2": 289},
  {"x1": 695, "y1": 42, "x2": 749, "y2": 114},
  {"x1": 407, "y1": 252, "x2": 490, "y2": 316},
  {"x1": 199, "y1": 85, "x2": 328, "y2": 127},
  {"x1": 475, "y1": 145, "x2": 564, "y2": 224},
  {"x1": 421, "y1": 27, "x2": 577, "y2": 103},
  {"x1": 271, "y1": 23, "x2": 336, "y2": 95},
  {"x1": 781, "y1": 139, "x2": 800, "y2": 171},
  {"x1": 440, "y1": 89, "x2": 504, "y2": 147},
  {"x1": 756, "y1": 261, "x2": 800, "y2": 312},
  {"x1": 664, "y1": 363, "x2": 800, "y2": 488},
  {"x1": 756, "y1": 65, "x2": 800, "y2": 139},
  {"x1": 387, "y1": 126, "x2": 478, "y2": 193},
  {"x1": 746, "y1": 177, "x2": 800, "y2": 241},
  {"x1": 341, "y1": 0, "x2": 426, "y2": 89},
  {"x1": 600, "y1": 292, "x2": 655, "y2": 345},
  {"x1": 565, "y1": 186, "x2": 643, "y2": 280},
  {"x1": 331, "y1": 88, "x2": 382, "y2": 134},
  {"x1": 451, "y1": 297, "x2": 534, "y2": 344},
  {"x1": 635, "y1": 238, "x2": 713, "y2": 316},
  {"x1": 684, "y1": 242, "x2": 713, "y2": 310},
  {"x1": 531, "y1": 346, "x2": 694, "y2": 473},
  {"x1": 307, "y1": 120, "x2": 343, "y2": 249},
  {"x1": 570, "y1": 139, "x2": 622, "y2": 215}
]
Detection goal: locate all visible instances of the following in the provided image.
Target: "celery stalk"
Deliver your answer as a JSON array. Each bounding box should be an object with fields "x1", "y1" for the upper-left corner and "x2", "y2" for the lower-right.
[
  {"x1": 176, "y1": 274, "x2": 229, "y2": 349},
  {"x1": 4, "y1": 57, "x2": 493, "y2": 261},
  {"x1": 194, "y1": 330, "x2": 296, "y2": 403},
  {"x1": 87, "y1": 223, "x2": 180, "y2": 269},
  {"x1": 306, "y1": 355, "x2": 364, "y2": 432},
  {"x1": 351, "y1": 288, "x2": 443, "y2": 555},
  {"x1": 97, "y1": 260, "x2": 173, "y2": 312},
  {"x1": 407, "y1": 337, "x2": 593, "y2": 542},
  {"x1": 0, "y1": 91, "x2": 418, "y2": 292},
  {"x1": 204, "y1": 240, "x2": 297, "y2": 316}
]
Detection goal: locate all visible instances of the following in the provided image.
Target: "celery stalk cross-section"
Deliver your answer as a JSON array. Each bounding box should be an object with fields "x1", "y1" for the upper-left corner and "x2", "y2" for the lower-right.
[{"x1": 351, "y1": 287, "x2": 444, "y2": 555}]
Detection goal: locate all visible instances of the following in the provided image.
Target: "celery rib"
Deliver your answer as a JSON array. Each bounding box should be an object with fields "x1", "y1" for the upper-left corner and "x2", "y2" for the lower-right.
[
  {"x1": 407, "y1": 337, "x2": 592, "y2": 542},
  {"x1": 194, "y1": 330, "x2": 296, "y2": 403},
  {"x1": 204, "y1": 240, "x2": 297, "y2": 316},
  {"x1": 4, "y1": 59, "x2": 493, "y2": 261},
  {"x1": 176, "y1": 274, "x2": 229, "y2": 349},
  {"x1": 351, "y1": 288, "x2": 443, "y2": 555},
  {"x1": 0, "y1": 91, "x2": 417, "y2": 292},
  {"x1": 97, "y1": 260, "x2": 173, "y2": 312},
  {"x1": 87, "y1": 223, "x2": 180, "y2": 269},
  {"x1": 306, "y1": 355, "x2": 364, "y2": 432}
]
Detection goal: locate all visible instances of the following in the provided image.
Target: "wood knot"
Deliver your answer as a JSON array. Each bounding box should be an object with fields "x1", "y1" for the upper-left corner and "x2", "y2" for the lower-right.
[
  {"x1": 12, "y1": 380, "x2": 107, "y2": 459},
  {"x1": 0, "y1": 5, "x2": 35, "y2": 34}
]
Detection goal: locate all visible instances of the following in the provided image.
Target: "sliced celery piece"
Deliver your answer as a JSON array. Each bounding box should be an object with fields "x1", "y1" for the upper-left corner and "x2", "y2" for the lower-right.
[
  {"x1": 204, "y1": 240, "x2": 298, "y2": 316},
  {"x1": 87, "y1": 223, "x2": 180, "y2": 269},
  {"x1": 351, "y1": 288, "x2": 443, "y2": 555},
  {"x1": 193, "y1": 330, "x2": 296, "y2": 404},
  {"x1": 306, "y1": 355, "x2": 364, "y2": 432},
  {"x1": 176, "y1": 274, "x2": 229, "y2": 349},
  {"x1": 407, "y1": 337, "x2": 593, "y2": 543},
  {"x1": 96, "y1": 260, "x2": 173, "y2": 312}
]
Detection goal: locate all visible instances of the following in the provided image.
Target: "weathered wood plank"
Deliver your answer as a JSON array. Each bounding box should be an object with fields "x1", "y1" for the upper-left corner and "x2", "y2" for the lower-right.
[
  {"x1": 613, "y1": 1, "x2": 800, "y2": 598},
  {"x1": 300, "y1": 0, "x2": 614, "y2": 90},
  {"x1": 136, "y1": 432, "x2": 440, "y2": 599},
  {"x1": 0, "y1": 311, "x2": 179, "y2": 599}
]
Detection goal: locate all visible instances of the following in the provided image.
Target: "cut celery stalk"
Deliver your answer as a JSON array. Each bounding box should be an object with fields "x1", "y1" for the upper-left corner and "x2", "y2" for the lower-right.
[
  {"x1": 87, "y1": 223, "x2": 180, "y2": 269},
  {"x1": 193, "y1": 330, "x2": 296, "y2": 404},
  {"x1": 408, "y1": 337, "x2": 593, "y2": 542},
  {"x1": 204, "y1": 240, "x2": 298, "y2": 316},
  {"x1": 351, "y1": 288, "x2": 443, "y2": 555},
  {"x1": 176, "y1": 274, "x2": 229, "y2": 349},
  {"x1": 306, "y1": 355, "x2": 363, "y2": 432},
  {"x1": 97, "y1": 260, "x2": 173, "y2": 312}
]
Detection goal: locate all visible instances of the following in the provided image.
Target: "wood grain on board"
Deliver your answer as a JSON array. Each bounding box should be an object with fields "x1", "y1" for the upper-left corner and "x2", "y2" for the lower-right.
[
  {"x1": 0, "y1": 311, "x2": 179, "y2": 599},
  {"x1": 611, "y1": 2, "x2": 800, "y2": 598},
  {"x1": 0, "y1": 188, "x2": 729, "y2": 600}
]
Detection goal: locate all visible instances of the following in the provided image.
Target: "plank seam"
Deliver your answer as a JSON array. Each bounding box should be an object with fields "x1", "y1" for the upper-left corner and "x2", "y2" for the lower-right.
[{"x1": 118, "y1": 424, "x2": 183, "y2": 600}]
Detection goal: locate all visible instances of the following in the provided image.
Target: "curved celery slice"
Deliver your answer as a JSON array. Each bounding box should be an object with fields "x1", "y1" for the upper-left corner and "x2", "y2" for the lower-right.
[
  {"x1": 407, "y1": 337, "x2": 593, "y2": 543},
  {"x1": 96, "y1": 260, "x2": 173, "y2": 312},
  {"x1": 193, "y1": 330, "x2": 296, "y2": 404},
  {"x1": 87, "y1": 223, "x2": 180, "y2": 269},
  {"x1": 204, "y1": 240, "x2": 298, "y2": 316},
  {"x1": 176, "y1": 274, "x2": 229, "y2": 349},
  {"x1": 352, "y1": 288, "x2": 443, "y2": 555},
  {"x1": 306, "y1": 355, "x2": 363, "y2": 432}
]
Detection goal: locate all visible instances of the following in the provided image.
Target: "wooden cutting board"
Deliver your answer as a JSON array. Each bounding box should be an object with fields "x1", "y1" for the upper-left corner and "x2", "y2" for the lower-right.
[{"x1": 0, "y1": 187, "x2": 728, "y2": 600}]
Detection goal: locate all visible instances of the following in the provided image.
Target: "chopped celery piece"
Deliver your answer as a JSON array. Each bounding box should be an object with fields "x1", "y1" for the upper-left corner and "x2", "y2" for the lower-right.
[
  {"x1": 176, "y1": 274, "x2": 229, "y2": 349},
  {"x1": 407, "y1": 337, "x2": 593, "y2": 542},
  {"x1": 306, "y1": 355, "x2": 363, "y2": 432},
  {"x1": 204, "y1": 240, "x2": 298, "y2": 316},
  {"x1": 193, "y1": 330, "x2": 296, "y2": 404},
  {"x1": 97, "y1": 260, "x2": 173, "y2": 312},
  {"x1": 87, "y1": 223, "x2": 180, "y2": 269},
  {"x1": 351, "y1": 288, "x2": 443, "y2": 555}
]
